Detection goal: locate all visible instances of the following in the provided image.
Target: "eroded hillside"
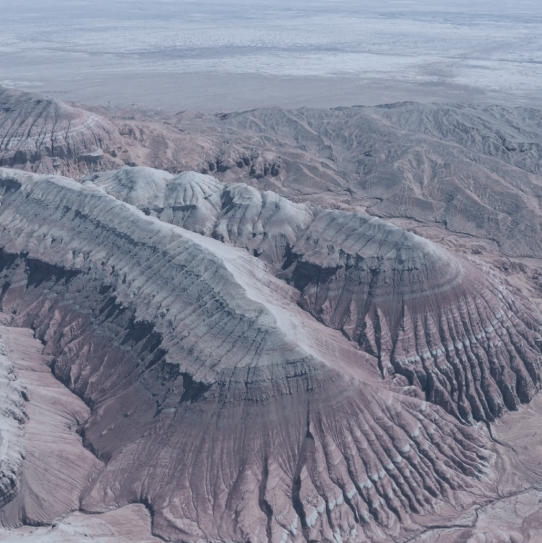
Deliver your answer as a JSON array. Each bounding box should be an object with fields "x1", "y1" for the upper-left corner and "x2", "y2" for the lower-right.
[
  {"x1": 0, "y1": 167, "x2": 541, "y2": 542},
  {"x1": 3, "y1": 86, "x2": 542, "y2": 307},
  {"x1": 3, "y1": 87, "x2": 542, "y2": 542}
]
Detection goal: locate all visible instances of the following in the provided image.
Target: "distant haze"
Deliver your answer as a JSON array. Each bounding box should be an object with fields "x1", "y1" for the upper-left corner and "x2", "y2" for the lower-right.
[{"x1": 1, "y1": 0, "x2": 542, "y2": 111}]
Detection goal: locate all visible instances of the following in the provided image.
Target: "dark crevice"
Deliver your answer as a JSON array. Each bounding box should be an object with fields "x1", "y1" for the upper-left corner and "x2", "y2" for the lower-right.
[
  {"x1": 258, "y1": 458, "x2": 274, "y2": 543},
  {"x1": 179, "y1": 373, "x2": 213, "y2": 403}
]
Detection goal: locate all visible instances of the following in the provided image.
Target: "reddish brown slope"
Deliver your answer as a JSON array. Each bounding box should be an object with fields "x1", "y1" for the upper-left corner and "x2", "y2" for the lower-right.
[{"x1": 0, "y1": 168, "x2": 494, "y2": 543}]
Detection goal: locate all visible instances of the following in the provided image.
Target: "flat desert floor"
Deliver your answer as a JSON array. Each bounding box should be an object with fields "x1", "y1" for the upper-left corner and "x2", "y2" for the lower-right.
[{"x1": 1, "y1": 0, "x2": 542, "y2": 111}]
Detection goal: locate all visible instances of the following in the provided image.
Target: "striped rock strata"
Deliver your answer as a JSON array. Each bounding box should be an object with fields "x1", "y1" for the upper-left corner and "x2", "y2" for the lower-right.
[
  {"x1": 0, "y1": 168, "x2": 491, "y2": 543},
  {"x1": 91, "y1": 167, "x2": 542, "y2": 424},
  {"x1": 0, "y1": 87, "x2": 121, "y2": 176}
]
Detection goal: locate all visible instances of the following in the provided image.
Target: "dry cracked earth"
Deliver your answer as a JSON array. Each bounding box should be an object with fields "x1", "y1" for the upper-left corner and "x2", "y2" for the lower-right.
[{"x1": 1, "y1": 86, "x2": 542, "y2": 543}]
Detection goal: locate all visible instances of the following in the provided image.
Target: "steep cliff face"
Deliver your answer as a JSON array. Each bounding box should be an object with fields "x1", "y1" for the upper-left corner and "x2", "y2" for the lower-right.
[
  {"x1": 0, "y1": 168, "x2": 495, "y2": 542},
  {"x1": 93, "y1": 167, "x2": 542, "y2": 426}
]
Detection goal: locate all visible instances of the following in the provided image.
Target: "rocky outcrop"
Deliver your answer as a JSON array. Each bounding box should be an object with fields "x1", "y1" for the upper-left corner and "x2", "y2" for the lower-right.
[
  {"x1": 287, "y1": 210, "x2": 542, "y2": 423},
  {"x1": 0, "y1": 168, "x2": 492, "y2": 542},
  {"x1": 93, "y1": 166, "x2": 542, "y2": 425},
  {"x1": 0, "y1": 87, "x2": 123, "y2": 176}
]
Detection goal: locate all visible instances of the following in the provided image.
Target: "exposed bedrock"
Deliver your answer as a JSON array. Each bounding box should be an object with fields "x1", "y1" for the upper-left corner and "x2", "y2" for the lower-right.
[
  {"x1": 0, "y1": 87, "x2": 122, "y2": 176},
  {"x1": 0, "y1": 324, "x2": 101, "y2": 528},
  {"x1": 0, "y1": 168, "x2": 491, "y2": 542},
  {"x1": 91, "y1": 166, "x2": 542, "y2": 424},
  {"x1": 288, "y1": 210, "x2": 542, "y2": 423}
]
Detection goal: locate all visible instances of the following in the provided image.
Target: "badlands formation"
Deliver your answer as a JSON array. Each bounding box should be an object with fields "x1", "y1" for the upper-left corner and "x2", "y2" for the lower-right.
[
  {"x1": 1, "y1": 87, "x2": 542, "y2": 542},
  {"x1": 4, "y1": 86, "x2": 542, "y2": 262}
]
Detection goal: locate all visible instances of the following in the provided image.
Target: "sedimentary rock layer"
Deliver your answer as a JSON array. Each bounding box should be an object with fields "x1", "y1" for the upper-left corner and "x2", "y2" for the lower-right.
[
  {"x1": 182, "y1": 104, "x2": 542, "y2": 260},
  {"x1": 4, "y1": 87, "x2": 542, "y2": 260},
  {"x1": 92, "y1": 166, "x2": 542, "y2": 424},
  {"x1": 86, "y1": 167, "x2": 314, "y2": 269},
  {"x1": 0, "y1": 87, "x2": 122, "y2": 176},
  {"x1": 0, "y1": 168, "x2": 492, "y2": 542},
  {"x1": 288, "y1": 210, "x2": 542, "y2": 423}
]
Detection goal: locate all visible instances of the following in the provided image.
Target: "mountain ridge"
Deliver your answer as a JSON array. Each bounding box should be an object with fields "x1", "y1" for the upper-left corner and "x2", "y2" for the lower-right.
[
  {"x1": 0, "y1": 166, "x2": 502, "y2": 543},
  {"x1": 2, "y1": 86, "x2": 542, "y2": 542}
]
